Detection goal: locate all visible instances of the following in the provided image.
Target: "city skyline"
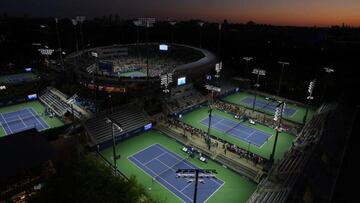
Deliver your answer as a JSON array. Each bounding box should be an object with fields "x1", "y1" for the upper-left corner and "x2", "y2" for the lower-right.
[{"x1": 1, "y1": 0, "x2": 360, "y2": 27}]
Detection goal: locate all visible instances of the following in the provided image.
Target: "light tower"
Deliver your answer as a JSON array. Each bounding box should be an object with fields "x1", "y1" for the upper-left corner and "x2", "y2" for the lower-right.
[
  {"x1": 269, "y1": 101, "x2": 286, "y2": 163},
  {"x1": 243, "y1": 57, "x2": 253, "y2": 75},
  {"x1": 277, "y1": 61, "x2": 290, "y2": 96},
  {"x1": 71, "y1": 18, "x2": 79, "y2": 52},
  {"x1": 105, "y1": 117, "x2": 123, "y2": 175},
  {"x1": 169, "y1": 21, "x2": 177, "y2": 43},
  {"x1": 251, "y1": 68, "x2": 266, "y2": 112},
  {"x1": 198, "y1": 22, "x2": 204, "y2": 48},
  {"x1": 321, "y1": 67, "x2": 335, "y2": 102},
  {"x1": 205, "y1": 84, "x2": 221, "y2": 150},
  {"x1": 54, "y1": 18, "x2": 64, "y2": 69},
  {"x1": 176, "y1": 169, "x2": 218, "y2": 203},
  {"x1": 303, "y1": 79, "x2": 316, "y2": 124}
]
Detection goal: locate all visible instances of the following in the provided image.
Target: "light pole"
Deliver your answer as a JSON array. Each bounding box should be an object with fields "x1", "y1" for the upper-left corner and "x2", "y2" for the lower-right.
[
  {"x1": 277, "y1": 61, "x2": 290, "y2": 96},
  {"x1": 91, "y1": 51, "x2": 99, "y2": 112},
  {"x1": 303, "y1": 79, "x2": 316, "y2": 124},
  {"x1": 135, "y1": 18, "x2": 155, "y2": 82},
  {"x1": 218, "y1": 23, "x2": 222, "y2": 58},
  {"x1": 105, "y1": 117, "x2": 123, "y2": 175},
  {"x1": 176, "y1": 169, "x2": 217, "y2": 203},
  {"x1": 71, "y1": 19, "x2": 79, "y2": 52},
  {"x1": 76, "y1": 16, "x2": 86, "y2": 50},
  {"x1": 133, "y1": 20, "x2": 141, "y2": 43},
  {"x1": 198, "y1": 22, "x2": 204, "y2": 48},
  {"x1": 205, "y1": 84, "x2": 221, "y2": 151},
  {"x1": 251, "y1": 68, "x2": 266, "y2": 112},
  {"x1": 54, "y1": 18, "x2": 64, "y2": 69},
  {"x1": 321, "y1": 67, "x2": 334, "y2": 102},
  {"x1": 243, "y1": 57, "x2": 253, "y2": 76},
  {"x1": 269, "y1": 101, "x2": 286, "y2": 163},
  {"x1": 169, "y1": 21, "x2": 177, "y2": 43}
]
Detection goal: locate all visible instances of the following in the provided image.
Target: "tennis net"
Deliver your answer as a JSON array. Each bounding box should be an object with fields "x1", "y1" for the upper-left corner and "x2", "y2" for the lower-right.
[{"x1": 153, "y1": 155, "x2": 190, "y2": 181}]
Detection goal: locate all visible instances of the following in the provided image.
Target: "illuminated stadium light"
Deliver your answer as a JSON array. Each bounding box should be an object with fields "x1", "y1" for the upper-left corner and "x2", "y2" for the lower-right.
[
  {"x1": 243, "y1": 56, "x2": 253, "y2": 62},
  {"x1": 308, "y1": 79, "x2": 316, "y2": 95},
  {"x1": 324, "y1": 67, "x2": 335, "y2": 73},
  {"x1": 0, "y1": 86, "x2": 6, "y2": 90},
  {"x1": 32, "y1": 42, "x2": 42, "y2": 46},
  {"x1": 215, "y1": 62, "x2": 222, "y2": 78},
  {"x1": 136, "y1": 18, "x2": 156, "y2": 28},
  {"x1": 303, "y1": 79, "x2": 316, "y2": 124},
  {"x1": 176, "y1": 169, "x2": 217, "y2": 203},
  {"x1": 71, "y1": 19, "x2": 78, "y2": 26},
  {"x1": 38, "y1": 48, "x2": 54, "y2": 56},
  {"x1": 252, "y1": 68, "x2": 266, "y2": 76},
  {"x1": 160, "y1": 73, "x2": 173, "y2": 93},
  {"x1": 91, "y1": 52, "x2": 98, "y2": 58},
  {"x1": 205, "y1": 84, "x2": 221, "y2": 92},
  {"x1": 76, "y1": 16, "x2": 86, "y2": 23}
]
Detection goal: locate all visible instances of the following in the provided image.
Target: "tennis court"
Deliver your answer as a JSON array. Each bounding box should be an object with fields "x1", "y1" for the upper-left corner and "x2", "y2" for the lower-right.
[
  {"x1": 0, "y1": 107, "x2": 49, "y2": 135},
  {"x1": 179, "y1": 107, "x2": 295, "y2": 160},
  {"x1": 128, "y1": 143, "x2": 224, "y2": 203},
  {"x1": 0, "y1": 72, "x2": 39, "y2": 85},
  {"x1": 222, "y1": 91, "x2": 314, "y2": 123},
  {"x1": 118, "y1": 71, "x2": 147, "y2": 77},
  {"x1": 241, "y1": 96, "x2": 296, "y2": 117},
  {"x1": 0, "y1": 101, "x2": 64, "y2": 137},
  {"x1": 101, "y1": 130, "x2": 256, "y2": 203},
  {"x1": 200, "y1": 115, "x2": 271, "y2": 147}
]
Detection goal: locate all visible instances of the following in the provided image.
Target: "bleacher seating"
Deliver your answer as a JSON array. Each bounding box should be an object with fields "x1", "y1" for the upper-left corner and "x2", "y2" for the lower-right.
[
  {"x1": 84, "y1": 104, "x2": 147, "y2": 146},
  {"x1": 39, "y1": 87, "x2": 82, "y2": 119},
  {"x1": 247, "y1": 102, "x2": 336, "y2": 203}
]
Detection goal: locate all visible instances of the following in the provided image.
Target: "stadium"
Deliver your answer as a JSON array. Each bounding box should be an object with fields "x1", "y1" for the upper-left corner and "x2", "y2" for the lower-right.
[
  {"x1": 65, "y1": 43, "x2": 217, "y2": 93},
  {"x1": 0, "y1": 16, "x2": 357, "y2": 203}
]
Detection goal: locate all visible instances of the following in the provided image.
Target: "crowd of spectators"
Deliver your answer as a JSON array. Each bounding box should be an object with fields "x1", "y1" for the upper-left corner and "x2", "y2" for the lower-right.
[
  {"x1": 166, "y1": 117, "x2": 265, "y2": 166},
  {"x1": 215, "y1": 100, "x2": 300, "y2": 135},
  {"x1": 167, "y1": 90, "x2": 206, "y2": 114}
]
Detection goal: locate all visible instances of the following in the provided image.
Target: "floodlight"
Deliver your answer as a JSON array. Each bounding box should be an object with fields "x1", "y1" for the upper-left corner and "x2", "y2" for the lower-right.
[{"x1": 324, "y1": 67, "x2": 335, "y2": 73}]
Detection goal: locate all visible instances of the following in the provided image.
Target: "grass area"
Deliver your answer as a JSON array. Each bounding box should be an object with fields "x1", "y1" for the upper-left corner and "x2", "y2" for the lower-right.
[
  {"x1": 0, "y1": 72, "x2": 39, "y2": 84},
  {"x1": 222, "y1": 91, "x2": 315, "y2": 124},
  {"x1": 118, "y1": 71, "x2": 147, "y2": 77},
  {"x1": 101, "y1": 130, "x2": 256, "y2": 203},
  {"x1": 0, "y1": 101, "x2": 64, "y2": 137},
  {"x1": 179, "y1": 106, "x2": 295, "y2": 161}
]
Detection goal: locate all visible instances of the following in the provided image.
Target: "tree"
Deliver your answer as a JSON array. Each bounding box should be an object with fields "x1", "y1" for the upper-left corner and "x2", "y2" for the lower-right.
[{"x1": 29, "y1": 155, "x2": 158, "y2": 203}]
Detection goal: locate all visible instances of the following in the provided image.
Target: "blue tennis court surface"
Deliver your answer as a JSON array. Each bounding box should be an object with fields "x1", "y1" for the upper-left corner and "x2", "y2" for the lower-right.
[
  {"x1": 128, "y1": 144, "x2": 224, "y2": 203},
  {"x1": 0, "y1": 108, "x2": 49, "y2": 135},
  {"x1": 200, "y1": 115, "x2": 271, "y2": 147},
  {"x1": 241, "y1": 96, "x2": 296, "y2": 117}
]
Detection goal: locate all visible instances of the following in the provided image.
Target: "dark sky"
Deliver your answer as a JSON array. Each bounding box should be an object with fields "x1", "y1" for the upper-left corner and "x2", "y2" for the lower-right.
[{"x1": 1, "y1": 0, "x2": 360, "y2": 26}]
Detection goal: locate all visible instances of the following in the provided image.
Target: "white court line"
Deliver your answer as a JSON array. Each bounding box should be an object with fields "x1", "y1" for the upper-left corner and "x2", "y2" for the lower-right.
[
  {"x1": 180, "y1": 182, "x2": 193, "y2": 192},
  {"x1": 129, "y1": 144, "x2": 225, "y2": 202},
  {"x1": 154, "y1": 152, "x2": 225, "y2": 200},
  {"x1": 154, "y1": 145, "x2": 223, "y2": 187},
  {"x1": 27, "y1": 107, "x2": 48, "y2": 129},
  {"x1": 143, "y1": 152, "x2": 166, "y2": 165},
  {"x1": 131, "y1": 155, "x2": 192, "y2": 202},
  {"x1": 129, "y1": 143, "x2": 162, "y2": 158},
  {"x1": 0, "y1": 113, "x2": 13, "y2": 135},
  {"x1": 203, "y1": 181, "x2": 226, "y2": 203},
  {"x1": 17, "y1": 115, "x2": 27, "y2": 127}
]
